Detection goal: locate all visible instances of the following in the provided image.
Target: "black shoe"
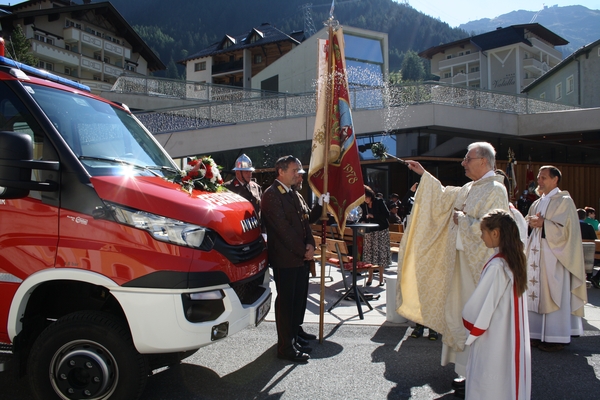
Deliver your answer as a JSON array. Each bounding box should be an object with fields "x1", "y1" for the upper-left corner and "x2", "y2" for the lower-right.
[
  {"x1": 428, "y1": 329, "x2": 438, "y2": 341},
  {"x1": 277, "y1": 349, "x2": 310, "y2": 363},
  {"x1": 591, "y1": 277, "x2": 600, "y2": 289},
  {"x1": 452, "y1": 378, "x2": 466, "y2": 389},
  {"x1": 410, "y1": 324, "x2": 424, "y2": 338},
  {"x1": 296, "y1": 336, "x2": 310, "y2": 346},
  {"x1": 294, "y1": 343, "x2": 313, "y2": 354},
  {"x1": 298, "y1": 329, "x2": 317, "y2": 341}
]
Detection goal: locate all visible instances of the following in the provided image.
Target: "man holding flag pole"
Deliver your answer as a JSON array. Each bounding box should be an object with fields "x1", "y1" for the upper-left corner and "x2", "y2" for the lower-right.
[{"x1": 308, "y1": 1, "x2": 365, "y2": 342}]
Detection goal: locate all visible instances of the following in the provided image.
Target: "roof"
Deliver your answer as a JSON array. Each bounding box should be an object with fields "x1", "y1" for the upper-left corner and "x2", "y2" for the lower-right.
[
  {"x1": 0, "y1": 0, "x2": 165, "y2": 71},
  {"x1": 180, "y1": 23, "x2": 303, "y2": 64},
  {"x1": 522, "y1": 38, "x2": 600, "y2": 93},
  {"x1": 419, "y1": 23, "x2": 568, "y2": 59}
]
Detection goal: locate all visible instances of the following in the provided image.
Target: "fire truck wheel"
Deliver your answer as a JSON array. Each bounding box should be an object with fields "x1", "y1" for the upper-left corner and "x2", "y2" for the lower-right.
[{"x1": 28, "y1": 311, "x2": 148, "y2": 400}]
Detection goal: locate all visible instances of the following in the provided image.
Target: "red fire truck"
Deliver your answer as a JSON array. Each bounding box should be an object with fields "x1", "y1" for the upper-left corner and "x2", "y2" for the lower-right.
[{"x1": 0, "y1": 41, "x2": 270, "y2": 399}]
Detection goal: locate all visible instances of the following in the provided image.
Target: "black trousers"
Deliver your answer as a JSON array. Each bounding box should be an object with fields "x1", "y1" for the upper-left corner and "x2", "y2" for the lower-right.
[
  {"x1": 296, "y1": 262, "x2": 310, "y2": 330},
  {"x1": 272, "y1": 265, "x2": 307, "y2": 354}
]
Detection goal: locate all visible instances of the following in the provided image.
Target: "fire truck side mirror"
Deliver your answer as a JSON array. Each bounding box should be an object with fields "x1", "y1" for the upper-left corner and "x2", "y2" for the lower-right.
[{"x1": 0, "y1": 131, "x2": 59, "y2": 198}]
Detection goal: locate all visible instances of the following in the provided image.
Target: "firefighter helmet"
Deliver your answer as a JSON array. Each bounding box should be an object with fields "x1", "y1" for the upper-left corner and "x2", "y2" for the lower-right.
[{"x1": 232, "y1": 154, "x2": 255, "y2": 171}]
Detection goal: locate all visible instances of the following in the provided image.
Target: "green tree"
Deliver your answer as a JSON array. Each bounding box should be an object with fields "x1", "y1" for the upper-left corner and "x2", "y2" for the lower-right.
[
  {"x1": 165, "y1": 58, "x2": 180, "y2": 80},
  {"x1": 388, "y1": 70, "x2": 402, "y2": 85},
  {"x1": 5, "y1": 25, "x2": 38, "y2": 66},
  {"x1": 400, "y1": 50, "x2": 425, "y2": 82}
]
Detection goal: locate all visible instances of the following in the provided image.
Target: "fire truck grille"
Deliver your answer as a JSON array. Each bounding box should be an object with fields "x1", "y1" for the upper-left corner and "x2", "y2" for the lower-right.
[{"x1": 230, "y1": 271, "x2": 267, "y2": 305}]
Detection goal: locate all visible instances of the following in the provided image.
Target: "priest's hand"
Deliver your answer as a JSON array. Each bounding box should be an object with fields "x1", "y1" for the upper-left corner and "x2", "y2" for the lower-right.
[
  {"x1": 405, "y1": 160, "x2": 425, "y2": 176},
  {"x1": 526, "y1": 212, "x2": 544, "y2": 228},
  {"x1": 453, "y1": 209, "x2": 465, "y2": 225}
]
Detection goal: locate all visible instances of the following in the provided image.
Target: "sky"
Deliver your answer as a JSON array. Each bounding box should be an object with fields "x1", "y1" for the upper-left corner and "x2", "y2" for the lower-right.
[{"x1": 397, "y1": 0, "x2": 600, "y2": 27}]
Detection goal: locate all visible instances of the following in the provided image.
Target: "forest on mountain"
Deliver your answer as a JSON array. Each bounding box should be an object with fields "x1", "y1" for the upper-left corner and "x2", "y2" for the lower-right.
[{"x1": 107, "y1": 0, "x2": 469, "y2": 79}]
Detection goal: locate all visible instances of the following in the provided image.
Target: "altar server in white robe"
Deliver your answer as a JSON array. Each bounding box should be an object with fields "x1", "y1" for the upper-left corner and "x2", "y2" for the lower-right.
[
  {"x1": 463, "y1": 210, "x2": 530, "y2": 400},
  {"x1": 525, "y1": 166, "x2": 586, "y2": 352}
]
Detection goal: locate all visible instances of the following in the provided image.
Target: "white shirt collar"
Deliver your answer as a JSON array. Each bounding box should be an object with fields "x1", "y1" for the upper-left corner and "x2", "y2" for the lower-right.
[{"x1": 475, "y1": 169, "x2": 495, "y2": 182}]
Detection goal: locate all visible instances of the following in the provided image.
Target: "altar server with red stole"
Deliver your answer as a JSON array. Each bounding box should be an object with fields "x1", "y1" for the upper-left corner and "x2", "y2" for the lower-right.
[{"x1": 462, "y1": 209, "x2": 531, "y2": 400}]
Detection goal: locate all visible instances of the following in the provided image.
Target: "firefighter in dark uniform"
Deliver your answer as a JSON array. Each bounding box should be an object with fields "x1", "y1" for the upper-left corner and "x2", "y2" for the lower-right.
[{"x1": 224, "y1": 154, "x2": 262, "y2": 223}]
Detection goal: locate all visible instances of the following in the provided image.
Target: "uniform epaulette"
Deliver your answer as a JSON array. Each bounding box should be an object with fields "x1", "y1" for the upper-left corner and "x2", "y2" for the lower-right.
[{"x1": 277, "y1": 185, "x2": 287, "y2": 194}]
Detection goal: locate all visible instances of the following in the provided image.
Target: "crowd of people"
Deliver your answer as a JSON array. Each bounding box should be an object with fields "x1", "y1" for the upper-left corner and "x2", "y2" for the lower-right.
[{"x1": 227, "y1": 146, "x2": 599, "y2": 399}]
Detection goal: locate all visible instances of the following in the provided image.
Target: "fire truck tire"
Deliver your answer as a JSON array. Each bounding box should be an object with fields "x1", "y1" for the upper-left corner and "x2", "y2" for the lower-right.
[{"x1": 28, "y1": 311, "x2": 148, "y2": 400}]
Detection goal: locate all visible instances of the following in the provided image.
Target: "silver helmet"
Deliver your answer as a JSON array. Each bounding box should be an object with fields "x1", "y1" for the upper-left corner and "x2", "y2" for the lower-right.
[{"x1": 232, "y1": 154, "x2": 255, "y2": 171}]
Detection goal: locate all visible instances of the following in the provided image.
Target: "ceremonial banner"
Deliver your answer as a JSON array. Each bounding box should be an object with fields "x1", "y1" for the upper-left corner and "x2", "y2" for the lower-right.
[{"x1": 308, "y1": 28, "x2": 364, "y2": 233}]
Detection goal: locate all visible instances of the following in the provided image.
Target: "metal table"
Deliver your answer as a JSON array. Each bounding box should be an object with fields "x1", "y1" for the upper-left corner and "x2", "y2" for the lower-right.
[{"x1": 327, "y1": 223, "x2": 379, "y2": 319}]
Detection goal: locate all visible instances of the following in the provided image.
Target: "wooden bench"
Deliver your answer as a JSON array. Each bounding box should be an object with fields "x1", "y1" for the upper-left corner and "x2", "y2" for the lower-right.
[
  {"x1": 389, "y1": 231, "x2": 404, "y2": 254},
  {"x1": 389, "y1": 223, "x2": 403, "y2": 233},
  {"x1": 325, "y1": 238, "x2": 383, "y2": 287}
]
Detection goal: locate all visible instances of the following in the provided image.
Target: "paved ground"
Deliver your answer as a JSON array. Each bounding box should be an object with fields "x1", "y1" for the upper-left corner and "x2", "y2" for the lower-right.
[{"x1": 2, "y1": 263, "x2": 600, "y2": 399}]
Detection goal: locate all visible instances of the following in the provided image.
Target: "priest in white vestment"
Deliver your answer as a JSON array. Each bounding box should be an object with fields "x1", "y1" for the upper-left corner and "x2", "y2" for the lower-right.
[
  {"x1": 525, "y1": 166, "x2": 587, "y2": 352},
  {"x1": 396, "y1": 142, "x2": 509, "y2": 379}
]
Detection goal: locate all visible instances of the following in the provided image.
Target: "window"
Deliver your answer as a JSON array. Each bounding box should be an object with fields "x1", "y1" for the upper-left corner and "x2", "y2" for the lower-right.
[
  {"x1": 465, "y1": 50, "x2": 471, "y2": 55},
  {"x1": 470, "y1": 66, "x2": 479, "y2": 72},
  {"x1": 555, "y1": 82, "x2": 562, "y2": 100},
  {"x1": 93, "y1": 75, "x2": 102, "y2": 81},
  {"x1": 540, "y1": 92, "x2": 546, "y2": 99},
  {"x1": 34, "y1": 34, "x2": 54, "y2": 45},
  {"x1": 458, "y1": 52, "x2": 464, "y2": 56},
  {"x1": 566, "y1": 75, "x2": 574, "y2": 94},
  {"x1": 254, "y1": 54, "x2": 262, "y2": 64},
  {"x1": 125, "y1": 65, "x2": 135, "y2": 72},
  {"x1": 65, "y1": 67, "x2": 71, "y2": 75},
  {"x1": 65, "y1": 19, "x2": 81, "y2": 29},
  {"x1": 37, "y1": 61, "x2": 53, "y2": 71},
  {"x1": 446, "y1": 55, "x2": 452, "y2": 59},
  {"x1": 194, "y1": 61, "x2": 206, "y2": 71},
  {"x1": 443, "y1": 72, "x2": 451, "y2": 78}
]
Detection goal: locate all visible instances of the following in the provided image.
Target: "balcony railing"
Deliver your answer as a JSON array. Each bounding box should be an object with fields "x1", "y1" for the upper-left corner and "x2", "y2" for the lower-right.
[
  {"x1": 212, "y1": 59, "x2": 243, "y2": 75},
  {"x1": 112, "y1": 77, "x2": 577, "y2": 136}
]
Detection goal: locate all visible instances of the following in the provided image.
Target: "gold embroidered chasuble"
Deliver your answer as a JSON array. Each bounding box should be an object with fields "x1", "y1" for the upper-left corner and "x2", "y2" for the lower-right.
[
  {"x1": 396, "y1": 171, "x2": 508, "y2": 351},
  {"x1": 526, "y1": 191, "x2": 587, "y2": 317}
]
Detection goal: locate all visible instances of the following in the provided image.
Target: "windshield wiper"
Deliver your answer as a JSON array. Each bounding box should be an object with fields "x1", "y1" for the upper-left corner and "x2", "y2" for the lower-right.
[
  {"x1": 145, "y1": 165, "x2": 180, "y2": 175},
  {"x1": 78, "y1": 156, "x2": 161, "y2": 177}
]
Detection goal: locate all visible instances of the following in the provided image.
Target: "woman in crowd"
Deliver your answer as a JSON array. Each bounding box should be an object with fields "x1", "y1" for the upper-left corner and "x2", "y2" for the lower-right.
[{"x1": 359, "y1": 185, "x2": 391, "y2": 285}]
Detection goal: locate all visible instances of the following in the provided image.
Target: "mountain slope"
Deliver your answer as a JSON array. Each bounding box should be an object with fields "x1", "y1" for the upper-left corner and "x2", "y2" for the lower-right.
[{"x1": 107, "y1": 0, "x2": 468, "y2": 77}]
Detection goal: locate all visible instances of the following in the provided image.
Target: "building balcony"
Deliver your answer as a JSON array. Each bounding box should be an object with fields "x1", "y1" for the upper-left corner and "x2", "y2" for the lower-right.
[
  {"x1": 529, "y1": 37, "x2": 563, "y2": 61},
  {"x1": 79, "y1": 31, "x2": 103, "y2": 50},
  {"x1": 439, "y1": 71, "x2": 480, "y2": 85},
  {"x1": 104, "y1": 63, "x2": 124, "y2": 78},
  {"x1": 81, "y1": 55, "x2": 103, "y2": 73},
  {"x1": 31, "y1": 41, "x2": 80, "y2": 66},
  {"x1": 104, "y1": 40, "x2": 130, "y2": 59},
  {"x1": 64, "y1": 27, "x2": 130, "y2": 59},
  {"x1": 212, "y1": 59, "x2": 243, "y2": 75},
  {"x1": 523, "y1": 57, "x2": 544, "y2": 72},
  {"x1": 439, "y1": 51, "x2": 479, "y2": 70}
]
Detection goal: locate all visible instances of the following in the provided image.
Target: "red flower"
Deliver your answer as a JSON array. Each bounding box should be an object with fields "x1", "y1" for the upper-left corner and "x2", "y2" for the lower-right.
[{"x1": 205, "y1": 165, "x2": 214, "y2": 179}]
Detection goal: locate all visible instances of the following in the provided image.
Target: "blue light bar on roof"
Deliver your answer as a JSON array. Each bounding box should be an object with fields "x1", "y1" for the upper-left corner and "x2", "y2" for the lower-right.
[{"x1": 0, "y1": 55, "x2": 91, "y2": 92}]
